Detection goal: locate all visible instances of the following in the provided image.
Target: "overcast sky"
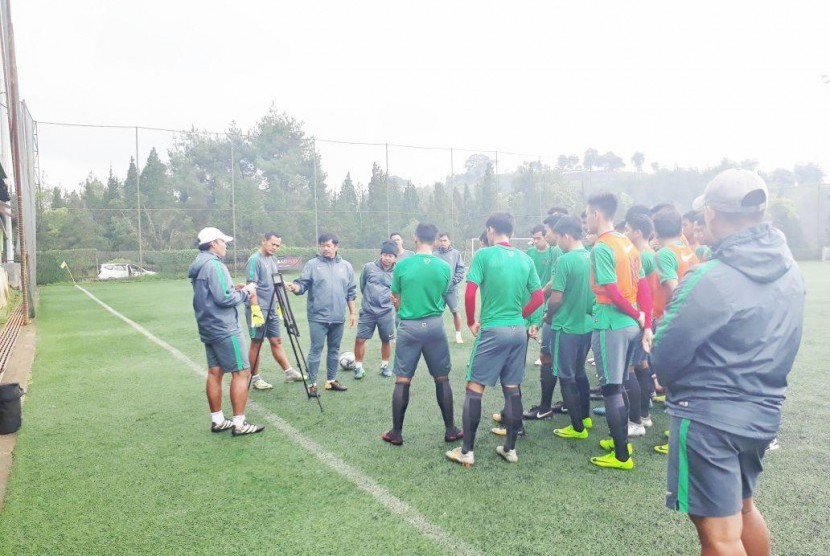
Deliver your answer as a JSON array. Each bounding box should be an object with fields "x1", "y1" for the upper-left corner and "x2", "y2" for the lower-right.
[{"x1": 11, "y1": 1, "x2": 830, "y2": 190}]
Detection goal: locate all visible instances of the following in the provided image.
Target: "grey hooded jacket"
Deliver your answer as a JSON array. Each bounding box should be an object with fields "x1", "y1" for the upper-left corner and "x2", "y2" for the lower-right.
[
  {"x1": 292, "y1": 254, "x2": 357, "y2": 323},
  {"x1": 188, "y1": 251, "x2": 249, "y2": 343},
  {"x1": 360, "y1": 259, "x2": 395, "y2": 317},
  {"x1": 433, "y1": 246, "x2": 465, "y2": 291},
  {"x1": 651, "y1": 223, "x2": 805, "y2": 439}
]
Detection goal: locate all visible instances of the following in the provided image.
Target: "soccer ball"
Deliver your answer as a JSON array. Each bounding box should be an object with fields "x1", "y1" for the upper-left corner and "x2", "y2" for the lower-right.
[{"x1": 339, "y1": 352, "x2": 356, "y2": 370}]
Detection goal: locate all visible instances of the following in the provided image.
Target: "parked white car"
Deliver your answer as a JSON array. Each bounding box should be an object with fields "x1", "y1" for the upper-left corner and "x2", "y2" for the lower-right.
[{"x1": 98, "y1": 263, "x2": 157, "y2": 280}]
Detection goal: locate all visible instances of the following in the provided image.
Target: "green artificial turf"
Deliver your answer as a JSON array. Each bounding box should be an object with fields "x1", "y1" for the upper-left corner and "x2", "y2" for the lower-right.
[{"x1": 1, "y1": 263, "x2": 828, "y2": 555}]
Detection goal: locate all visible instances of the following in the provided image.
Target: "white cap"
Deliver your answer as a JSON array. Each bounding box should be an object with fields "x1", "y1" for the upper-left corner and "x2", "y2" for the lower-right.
[
  {"x1": 692, "y1": 169, "x2": 768, "y2": 214},
  {"x1": 197, "y1": 227, "x2": 233, "y2": 244}
]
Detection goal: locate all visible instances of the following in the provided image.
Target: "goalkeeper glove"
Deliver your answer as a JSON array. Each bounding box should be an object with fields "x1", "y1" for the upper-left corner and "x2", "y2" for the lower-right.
[{"x1": 250, "y1": 304, "x2": 265, "y2": 327}]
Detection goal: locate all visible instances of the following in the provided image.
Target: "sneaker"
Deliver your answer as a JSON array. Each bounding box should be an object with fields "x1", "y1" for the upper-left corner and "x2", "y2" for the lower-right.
[
  {"x1": 522, "y1": 405, "x2": 553, "y2": 420},
  {"x1": 652, "y1": 394, "x2": 666, "y2": 404},
  {"x1": 491, "y1": 426, "x2": 526, "y2": 438},
  {"x1": 628, "y1": 422, "x2": 647, "y2": 437},
  {"x1": 496, "y1": 445, "x2": 518, "y2": 463},
  {"x1": 582, "y1": 417, "x2": 593, "y2": 429},
  {"x1": 380, "y1": 366, "x2": 393, "y2": 377},
  {"x1": 588, "y1": 357, "x2": 596, "y2": 366},
  {"x1": 665, "y1": 430, "x2": 670, "y2": 439},
  {"x1": 382, "y1": 430, "x2": 403, "y2": 446},
  {"x1": 641, "y1": 416, "x2": 653, "y2": 428},
  {"x1": 551, "y1": 401, "x2": 568, "y2": 414},
  {"x1": 307, "y1": 384, "x2": 319, "y2": 398},
  {"x1": 553, "y1": 425, "x2": 588, "y2": 439},
  {"x1": 653, "y1": 443, "x2": 669, "y2": 454},
  {"x1": 353, "y1": 367, "x2": 365, "y2": 380},
  {"x1": 252, "y1": 378, "x2": 273, "y2": 390},
  {"x1": 599, "y1": 438, "x2": 634, "y2": 454},
  {"x1": 534, "y1": 358, "x2": 542, "y2": 366},
  {"x1": 445, "y1": 447, "x2": 474, "y2": 467},
  {"x1": 590, "y1": 451, "x2": 634, "y2": 470},
  {"x1": 283, "y1": 368, "x2": 303, "y2": 383},
  {"x1": 592, "y1": 406, "x2": 606, "y2": 416},
  {"x1": 492, "y1": 412, "x2": 503, "y2": 423},
  {"x1": 232, "y1": 421, "x2": 265, "y2": 436},
  {"x1": 765, "y1": 437, "x2": 780, "y2": 452},
  {"x1": 455, "y1": 332, "x2": 464, "y2": 344},
  {"x1": 444, "y1": 427, "x2": 463, "y2": 442},
  {"x1": 325, "y1": 380, "x2": 348, "y2": 392},
  {"x1": 210, "y1": 419, "x2": 234, "y2": 433}
]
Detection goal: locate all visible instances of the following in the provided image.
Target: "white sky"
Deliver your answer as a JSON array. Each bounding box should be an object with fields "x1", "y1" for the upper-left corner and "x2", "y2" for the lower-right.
[{"x1": 11, "y1": 0, "x2": 830, "y2": 191}]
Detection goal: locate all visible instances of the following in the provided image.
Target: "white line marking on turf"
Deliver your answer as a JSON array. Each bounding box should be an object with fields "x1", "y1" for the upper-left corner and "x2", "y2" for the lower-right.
[{"x1": 76, "y1": 285, "x2": 482, "y2": 556}]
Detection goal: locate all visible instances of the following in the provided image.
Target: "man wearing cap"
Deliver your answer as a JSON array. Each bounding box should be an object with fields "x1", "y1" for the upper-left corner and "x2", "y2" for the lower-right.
[
  {"x1": 649, "y1": 169, "x2": 805, "y2": 555},
  {"x1": 352, "y1": 240, "x2": 398, "y2": 379},
  {"x1": 188, "y1": 227, "x2": 265, "y2": 436}
]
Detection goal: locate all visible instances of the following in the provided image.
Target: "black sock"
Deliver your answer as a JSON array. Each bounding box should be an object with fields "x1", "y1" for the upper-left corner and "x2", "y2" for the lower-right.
[
  {"x1": 602, "y1": 385, "x2": 630, "y2": 462},
  {"x1": 635, "y1": 367, "x2": 653, "y2": 418},
  {"x1": 392, "y1": 382, "x2": 410, "y2": 434},
  {"x1": 539, "y1": 364, "x2": 556, "y2": 410},
  {"x1": 575, "y1": 373, "x2": 591, "y2": 420},
  {"x1": 625, "y1": 372, "x2": 641, "y2": 424},
  {"x1": 502, "y1": 385, "x2": 523, "y2": 451},
  {"x1": 434, "y1": 379, "x2": 456, "y2": 431},
  {"x1": 462, "y1": 389, "x2": 482, "y2": 453},
  {"x1": 561, "y1": 379, "x2": 584, "y2": 431}
]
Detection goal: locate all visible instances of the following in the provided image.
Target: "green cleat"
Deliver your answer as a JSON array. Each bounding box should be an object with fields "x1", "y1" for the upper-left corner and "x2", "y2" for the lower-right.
[
  {"x1": 654, "y1": 443, "x2": 669, "y2": 454},
  {"x1": 590, "y1": 451, "x2": 634, "y2": 470},
  {"x1": 582, "y1": 417, "x2": 593, "y2": 429},
  {"x1": 598, "y1": 438, "x2": 633, "y2": 454},
  {"x1": 553, "y1": 425, "x2": 588, "y2": 439}
]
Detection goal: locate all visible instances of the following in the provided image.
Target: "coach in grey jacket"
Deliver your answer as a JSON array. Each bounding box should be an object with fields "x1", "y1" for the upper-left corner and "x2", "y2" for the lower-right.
[
  {"x1": 434, "y1": 232, "x2": 466, "y2": 344},
  {"x1": 650, "y1": 169, "x2": 805, "y2": 555},
  {"x1": 188, "y1": 227, "x2": 264, "y2": 436},
  {"x1": 287, "y1": 232, "x2": 357, "y2": 396}
]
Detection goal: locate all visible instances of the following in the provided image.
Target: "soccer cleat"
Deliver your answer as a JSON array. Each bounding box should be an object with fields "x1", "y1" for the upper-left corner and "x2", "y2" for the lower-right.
[
  {"x1": 283, "y1": 368, "x2": 303, "y2": 383},
  {"x1": 232, "y1": 421, "x2": 265, "y2": 436},
  {"x1": 252, "y1": 378, "x2": 274, "y2": 390},
  {"x1": 582, "y1": 417, "x2": 593, "y2": 429},
  {"x1": 382, "y1": 430, "x2": 403, "y2": 446},
  {"x1": 325, "y1": 380, "x2": 348, "y2": 392},
  {"x1": 628, "y1": 422, "x2": 647, "y2": 437},
  {"x1": 652, "y1": 394, "x2": 666, "y2": 404},
  {"x1": 588, "y1": 357, "x2": 596, "y2": 366},
  {"x1": 380, "y1": 366, "x2": 393, "y2": 377},
  {"x1": 534, "y1": 358, "x2": 542, "y2": 366},
  {"x1": 490, "y1": 426, "x2": 526, "y2": 438},
  {"x1": 353, "y1": 367, "x2": 365, "y2": 380},
  {"x1": 551, "y1": 401, "x2": 568, "y2": 414},
  {"x1": 592, "y1": 406, "x2": 606, "y2": 416},
  {"x1": 307, "y1": 384, "x2": 319, "y2": 398},
  {"x1": 665, "y1": 430, "x2": 670, "y2": 438},
  {"x1": 653, "y1": 443, "x2": 669, "y2": 454},
  {"x1": 765, "y1": 438, "x2": 780, "y2": 452},
  {"x1": 599, "y1": 438, "x2": 634, "y2": 454},
  {"x1": 210, "y1": 419, "x2": 234, "y2": 433},
  {"x1": 590, "y1": 451, "x2": 634, "y2": 470},
  {"x1": 492, "y1": 412, "x2": 504, "y2": 423},
  {"x1": 641, "y1": 416, "x2": 653, "y2": 428},
  {"x1": 496, "y1": 445, "x2": 518, "y2": 463},
  {"x1": 522, "y1": 405, "x2": 553, "y2": 420},
  {"x1": 445, "y1": 447, "x2": 474, "y2": 467},
  {"x1": 444, "y1": 427, "x2": 463, "y2": 442},
  {"x1": 553, "y1": 425, "x2": 588, "y2": 439}
]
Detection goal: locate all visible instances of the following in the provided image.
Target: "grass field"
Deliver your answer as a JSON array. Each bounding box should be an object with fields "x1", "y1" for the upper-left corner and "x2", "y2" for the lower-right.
[{"x1": 1, "y1": 264, "x2": 829, "y2": 555}]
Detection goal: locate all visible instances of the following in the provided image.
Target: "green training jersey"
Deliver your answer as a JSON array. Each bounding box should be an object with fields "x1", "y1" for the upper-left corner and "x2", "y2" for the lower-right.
[
  {"x1": 526, "y1": 246, "x2": 554, "y2": 286},
  {"x1": 467, "y1": 244, "x2": 541, "y2": 329},
  {"x1": 640, "y1": 249, "x2": 656, "y2": 277},
  {"x1": 391, "y1": 253, "x2": 451, "y2": 320},
  {"x1": 590, "y1": 241, "x2": 644, "y2": 330},
  {"x1": 549, "y1": 245, "x2": 564, "y2": 280},
  {"x1": 550, "y1": 247, "x2": 594, "y2": 334}
]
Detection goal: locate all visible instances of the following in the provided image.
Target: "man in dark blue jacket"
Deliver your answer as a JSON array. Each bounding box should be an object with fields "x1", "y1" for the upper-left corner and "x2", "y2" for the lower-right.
[
  {"x1": 650, "y1": 169, "x2": 805, "y2": 556},
  {"x1": 189, "y1": 227, "x2": 265, "y2": 436}
]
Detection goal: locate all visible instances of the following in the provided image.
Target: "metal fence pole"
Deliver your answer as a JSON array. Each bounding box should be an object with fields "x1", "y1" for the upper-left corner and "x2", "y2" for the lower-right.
[
  {"x1": 312, "y1": 138, "x2": 319, "y2": 241},
  {"x1": 385, "y1": 142, "x2": 390, "y2": 237},
  {"x1": 135, "y1": 126, "x2": 143, "y2": 273},
  {"x1": 230, "y1": 137, "x2": 237, "y2": 271},
  {"x1": 450, "y1": 147, "x2": 455, "y2": 240}
]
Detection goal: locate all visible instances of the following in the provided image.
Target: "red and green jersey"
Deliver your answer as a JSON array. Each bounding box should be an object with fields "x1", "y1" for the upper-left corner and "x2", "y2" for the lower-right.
[
  {"x1": 467, "y1": 245, "x2": 541, "y2": 329},
  {"x1": 590, "y1": 231, "x2": 643, "y2": 330},
  {"x1": 551, "y1": 248, "x2": 594, "y2": 334}
]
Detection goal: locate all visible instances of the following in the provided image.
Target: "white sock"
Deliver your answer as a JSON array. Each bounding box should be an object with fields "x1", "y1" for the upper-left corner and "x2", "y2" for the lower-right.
[
  {"x1": 284, "y1": 367, "x2": 295, "y2": 374},
  {"x1": 381, "y1": 361, "x2": 389, "y2": 368},
  {"x1": 232, "y1": 415, "x2": 245, "y2": 427},
  {"x1": 211, "y1": 411, "x2": 225, "y2": 425},
  {"x1": 251, "y1": 374, "x2": 261, "y2": 382},
  {"x1": 354, "y1": 362, "x2": 363, "y2": 369},
  {"x1": 455, "y1": 331, "x2": 462, "y2": 339}
]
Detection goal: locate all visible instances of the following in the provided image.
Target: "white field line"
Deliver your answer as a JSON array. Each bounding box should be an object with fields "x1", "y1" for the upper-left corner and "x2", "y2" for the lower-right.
[{"x1": 76, "y1": 285, "x2": 482, "y2": 556}]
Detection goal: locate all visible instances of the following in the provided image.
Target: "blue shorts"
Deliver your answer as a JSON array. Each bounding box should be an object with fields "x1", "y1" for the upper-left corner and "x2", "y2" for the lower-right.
[
  {"x1": 443, "y1": 289, "x2": 460, "y2": 314},
  {"x1": 246, "y1": 307, "x2": 281, "y2": 340},
  {"x1": 357, "y1": 311, "x2": 395, "y2": 342},
  {"x1": 551, "y1": 330, "x2": 592, "y2": 381},
  {"x1": 392, "y1": 316, "x2": 451, "y2": 379},
  {"x1": 666, "y1": 417, "x2": 770, "y2": 517},
  {"x1": 592, "y1": 326, "x2": 640, "y2": 386},
  {"x1": 205, "y1": 333, "x2": 250, "y2": 373},
  {"x1": 466, "y1": 325, "x2": 527, "y2": 387}
]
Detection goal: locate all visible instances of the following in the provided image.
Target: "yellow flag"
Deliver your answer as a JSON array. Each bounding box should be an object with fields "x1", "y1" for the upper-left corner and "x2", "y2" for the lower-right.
[{"x1": 60, "y1": 261, "x2": 68, "y2": 269}]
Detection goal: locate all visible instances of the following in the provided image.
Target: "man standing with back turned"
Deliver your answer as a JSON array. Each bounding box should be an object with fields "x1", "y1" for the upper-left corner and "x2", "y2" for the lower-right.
[{"x1": 650, "y1": 169, "x2": 804, "y2": 556}]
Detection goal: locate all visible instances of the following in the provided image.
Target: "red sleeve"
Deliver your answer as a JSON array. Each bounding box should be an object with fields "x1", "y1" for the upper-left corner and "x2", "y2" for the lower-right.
[
  {"x1": 522, "y1": 289, "x2": 545, "y2": 319},
  {"x1": 636, "y1": 277, "x2": 653, "y2": 329},
  {"x1": 601, "y1": 283, "x2": 641, "y2": 322},
  {"x1": 465, "y1": 282, "x2": 478, "y2": 326}
]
